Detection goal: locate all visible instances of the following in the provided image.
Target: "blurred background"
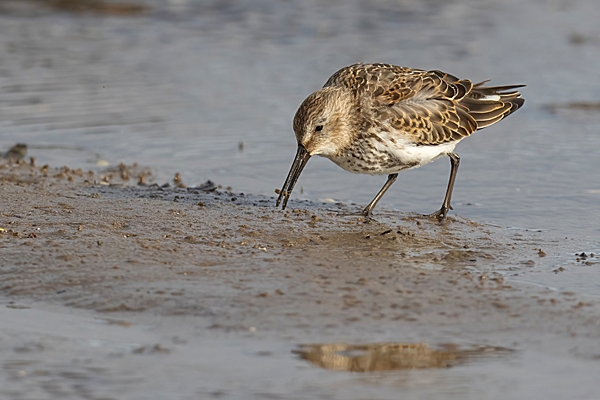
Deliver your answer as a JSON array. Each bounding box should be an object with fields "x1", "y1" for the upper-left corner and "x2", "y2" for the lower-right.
[{"x1": 1, "y1": 0, "x2": 599, "y2": 238}]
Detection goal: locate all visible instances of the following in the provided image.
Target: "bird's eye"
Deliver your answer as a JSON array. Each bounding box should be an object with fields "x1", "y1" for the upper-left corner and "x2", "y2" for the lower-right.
[{"x1": 315, "y1": 125, "x2": 323, "y2": 132}]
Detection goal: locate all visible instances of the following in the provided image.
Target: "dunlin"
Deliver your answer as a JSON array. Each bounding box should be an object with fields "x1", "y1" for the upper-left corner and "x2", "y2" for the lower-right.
[{"x1": 276, "y1": 63, "x2": 524, "y2": 221}]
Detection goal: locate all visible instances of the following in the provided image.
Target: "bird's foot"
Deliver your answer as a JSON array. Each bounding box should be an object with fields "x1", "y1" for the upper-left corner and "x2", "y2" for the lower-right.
[
  {"x1": 425, "y1": 205, "x2": 452, "y2": 223},
  {"x1": 361, "y1": 208, "x2": 378, "y2": 223}
]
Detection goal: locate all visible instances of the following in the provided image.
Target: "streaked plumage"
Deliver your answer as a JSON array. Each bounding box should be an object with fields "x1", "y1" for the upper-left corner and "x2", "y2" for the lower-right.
[{"x1": 277, "y1": 63, "x2": 525, "y2": 221}]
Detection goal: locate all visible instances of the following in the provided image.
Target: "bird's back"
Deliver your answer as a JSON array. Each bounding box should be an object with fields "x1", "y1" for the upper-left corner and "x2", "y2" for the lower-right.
[{"x1": 323, "y1": 63, "x2": 524, "y2": 146}]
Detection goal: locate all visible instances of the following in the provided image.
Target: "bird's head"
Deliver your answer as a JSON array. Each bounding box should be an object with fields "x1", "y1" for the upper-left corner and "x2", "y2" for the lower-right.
[
  {"x1": 293, "y1": 86, "x2": 354, "y2": 157},
  {"x1": 276, "y1": 86, "x2": 354, "y2": 209}
]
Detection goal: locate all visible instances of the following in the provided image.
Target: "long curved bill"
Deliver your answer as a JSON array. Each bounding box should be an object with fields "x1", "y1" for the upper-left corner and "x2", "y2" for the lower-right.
[{"x1": 276, "y1": 144, "x2": 311, "y2": 210}]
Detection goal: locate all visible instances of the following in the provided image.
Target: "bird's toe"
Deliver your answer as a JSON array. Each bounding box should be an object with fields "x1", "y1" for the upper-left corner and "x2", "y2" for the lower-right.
[{"x1": 426, "y1": 207, "x2": 449, "y2": 222}]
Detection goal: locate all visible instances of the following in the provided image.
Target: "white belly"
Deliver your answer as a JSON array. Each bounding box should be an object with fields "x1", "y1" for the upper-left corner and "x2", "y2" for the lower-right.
[{"x1": 327, "y1": 133, "x2": 460, "y2": 175}]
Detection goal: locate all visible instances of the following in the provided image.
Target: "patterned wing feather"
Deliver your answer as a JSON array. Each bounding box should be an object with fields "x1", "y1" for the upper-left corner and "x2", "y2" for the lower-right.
[
  {"x1": 325, "y1": 64, "x2": 525, "y2": 145},
  {"x1": 372, "y1": 68, "x2": 478, "y2": 145}
]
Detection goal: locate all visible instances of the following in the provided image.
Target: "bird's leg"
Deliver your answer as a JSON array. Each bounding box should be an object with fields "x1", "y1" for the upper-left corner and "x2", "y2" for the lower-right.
[
  {"x1": 362, "y1": 173, "x2": 398, "y2": 219},
  {"x1": 428, "y1": 152, "x2": 460, "y2": 222}
]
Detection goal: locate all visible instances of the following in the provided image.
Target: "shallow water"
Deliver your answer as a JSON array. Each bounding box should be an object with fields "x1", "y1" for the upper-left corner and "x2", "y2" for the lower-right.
[
  {"x1": 1, "y1": 304, "x2": 598, "y2": 400},
  {"x1": 1, "y1": 0, "x2": 600, "y2": 398}
]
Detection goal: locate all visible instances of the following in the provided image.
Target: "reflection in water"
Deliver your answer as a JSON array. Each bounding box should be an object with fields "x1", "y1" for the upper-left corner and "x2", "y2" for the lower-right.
[{"x1": 293, "y1": 342, "x2": 513, "y2": 372}]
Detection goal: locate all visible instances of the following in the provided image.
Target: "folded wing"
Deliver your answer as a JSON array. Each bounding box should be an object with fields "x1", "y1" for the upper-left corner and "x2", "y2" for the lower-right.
[{"x1": 325, "y1": 64, "x2": 525, "y2": 146}]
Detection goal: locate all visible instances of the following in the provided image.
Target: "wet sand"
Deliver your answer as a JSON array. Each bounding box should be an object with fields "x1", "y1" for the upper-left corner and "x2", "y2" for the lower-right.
[{"x1": 2, "y1": 160, "x2": 599, "y2": 399}]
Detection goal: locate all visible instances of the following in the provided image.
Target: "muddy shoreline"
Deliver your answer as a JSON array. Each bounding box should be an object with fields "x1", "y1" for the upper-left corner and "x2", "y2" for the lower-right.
[
  {"x1": 2, "y1": 159, "x2": 600, "y2": 398},
  {"x1": 2, "y1": 159, "x2": 598, "y2": 330}
]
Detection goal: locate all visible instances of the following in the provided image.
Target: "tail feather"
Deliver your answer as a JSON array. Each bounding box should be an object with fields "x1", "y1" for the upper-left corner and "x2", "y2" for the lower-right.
[{"x1": 461, "y1": 83, "x2": 525, "y2": 130}]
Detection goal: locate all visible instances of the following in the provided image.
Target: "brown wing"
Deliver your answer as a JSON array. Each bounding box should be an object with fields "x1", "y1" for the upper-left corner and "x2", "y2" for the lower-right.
[
  {"x1": 324, "y1": 63, "x2": 421, "y2": 103},
  {"x1": 325, "y1": 64, "x2": 524, "y2": 146},
  {"x1": 460, "y1": 81, "x2": 525, "y2": 129}
]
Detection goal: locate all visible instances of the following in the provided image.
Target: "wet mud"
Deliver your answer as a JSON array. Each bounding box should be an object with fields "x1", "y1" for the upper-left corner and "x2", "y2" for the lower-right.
[
  {"x1": 1, "y1": 159, "x2": 600, "y2": 398},
  {"x1": 0, "y1": 160, "x2": 588, "y2": 318}
]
